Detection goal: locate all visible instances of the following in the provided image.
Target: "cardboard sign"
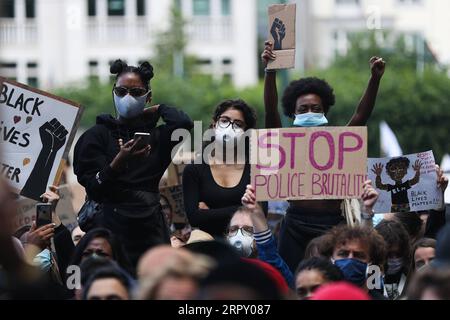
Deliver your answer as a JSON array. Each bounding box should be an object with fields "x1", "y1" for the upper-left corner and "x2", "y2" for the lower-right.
[
  {"x1": 267, "y1": 4, "x2": 296, "y2": 69},
  {"x1": 368, "y1": 151, "x2": 444, "y2": 213},
  {"x1": 15, "y1": 184, "x2": 78, "y2": 231},
  {"x1": 0, "y1": 78, "x2": 84, "y2": 201},
  {"x1": 159, "y1": 184, "x2": 188, "y2": 224},
  {"x1": 250, "y1": 127, "x2": 367, "y2": 201}
]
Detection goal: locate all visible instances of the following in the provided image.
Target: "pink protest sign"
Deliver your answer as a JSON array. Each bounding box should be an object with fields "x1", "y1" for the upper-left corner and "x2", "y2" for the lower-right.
[{"x1": 250, "y1": 127, "x2": 367, "y2": 201}]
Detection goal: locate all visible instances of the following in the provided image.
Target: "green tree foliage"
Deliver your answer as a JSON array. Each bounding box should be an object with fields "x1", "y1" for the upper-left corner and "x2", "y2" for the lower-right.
[
  {"x1": 55, "y1": 30, "x2": 449, "y2": 163},
  {"x1": 307, "y1": 31, "x2": 450, "y2": 161}
]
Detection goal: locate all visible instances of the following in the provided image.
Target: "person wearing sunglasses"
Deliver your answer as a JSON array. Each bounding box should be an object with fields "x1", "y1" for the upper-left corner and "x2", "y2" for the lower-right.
[
  {"x1": 182, "y1": 99, "x2": 265, "y2": 238},
  {"x1": 74, "y1": 59, "x2": 193, "y2": 268}
]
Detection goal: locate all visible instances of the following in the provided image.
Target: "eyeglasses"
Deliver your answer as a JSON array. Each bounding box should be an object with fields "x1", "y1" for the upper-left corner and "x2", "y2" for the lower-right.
[
  {"x1": 228, "y1": 225, "x2": 254, "y2": 237},
  {"x1": 217, "y1": 117, "x2": 245, "y2": 130},
  {"x1": 113, "y1": 86, "x2": 150, "y2": 97}
]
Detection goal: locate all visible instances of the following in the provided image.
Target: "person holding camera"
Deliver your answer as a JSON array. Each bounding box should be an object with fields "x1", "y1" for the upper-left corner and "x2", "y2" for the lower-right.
[{"x1": 73, "y1": 60, "x2": 193, "y2": 268}]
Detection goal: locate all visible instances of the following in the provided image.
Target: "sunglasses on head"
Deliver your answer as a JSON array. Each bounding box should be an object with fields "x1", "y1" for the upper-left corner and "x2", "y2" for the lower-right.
[{"x1": 113, "y1": 86, "x2": 150, "y2": 97}]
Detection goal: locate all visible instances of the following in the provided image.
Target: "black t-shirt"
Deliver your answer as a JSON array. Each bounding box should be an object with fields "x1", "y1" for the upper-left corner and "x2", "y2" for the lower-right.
[
  {"x1": 387, "y1": 181, "x2": 411, "y2": 205},
  {"x1": 183, "y1": 162, "x2": 250, "y2": 237}
]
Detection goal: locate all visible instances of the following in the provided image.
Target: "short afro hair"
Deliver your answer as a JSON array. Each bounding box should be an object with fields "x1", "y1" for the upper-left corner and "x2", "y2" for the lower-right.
[
  {"x1": 386, "y1": 157, "x2": 410, "y2": 172},
  {"x1": 281, "y1": 77, "x2": 335, "y2": 118}
]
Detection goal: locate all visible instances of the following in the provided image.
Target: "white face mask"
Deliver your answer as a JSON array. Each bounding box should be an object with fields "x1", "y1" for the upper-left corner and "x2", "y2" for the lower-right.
[
  {"x1": 33, "y1": 248, "x2": 53, "y2": 273},
  {"x1": 227, "y1": 228, "x2": 254, "y2": 258},
  {"x1": 214, "y1": 124, "x2": 244, "y2": 145},
  {"x1": 113, "y1": 92, "x2": 148, "y2": 119}
]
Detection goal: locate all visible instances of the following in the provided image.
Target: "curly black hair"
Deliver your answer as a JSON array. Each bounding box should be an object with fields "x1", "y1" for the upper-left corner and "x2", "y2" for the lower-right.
[
  {"x1": 281, "y1": 77, "x2": 335, "y2": 118},
  {"x1": 386, "y1": 157, "x2": 410, "y2": 172},
  {"x1": 110, "y1": 59, "x2": 154, "y2": 91},
  {"x1": 295, "y1": 256, "x2": 344, "y2": 282},
  {"x1": 211, "y1": 99, "x2": 257, "y2": 130}
]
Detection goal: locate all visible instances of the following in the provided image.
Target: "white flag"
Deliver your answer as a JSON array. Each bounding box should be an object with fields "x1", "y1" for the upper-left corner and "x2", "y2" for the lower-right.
[{"x1": 380, "y1": 121, "x2": 402, "y2": 157}]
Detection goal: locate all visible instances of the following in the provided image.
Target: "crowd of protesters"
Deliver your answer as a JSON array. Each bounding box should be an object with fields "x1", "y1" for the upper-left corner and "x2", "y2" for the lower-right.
[{"x1": 1, "y1": 42, "x2": 449, "y2": 301}]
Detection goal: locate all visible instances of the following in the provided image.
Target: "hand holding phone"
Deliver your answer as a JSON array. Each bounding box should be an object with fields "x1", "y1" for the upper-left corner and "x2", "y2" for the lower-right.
[
  {"x1": 36, "y1": 203, "x2": 53, "y2": 227},
  {"x1": 133, "y1": 132, "x2": 151, "y2": 150}
]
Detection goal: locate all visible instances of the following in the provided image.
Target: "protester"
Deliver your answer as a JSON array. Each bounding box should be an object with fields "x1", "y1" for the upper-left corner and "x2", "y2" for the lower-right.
[
  {"x1": 225, "y1": 207, "x2": 257, "y2": 258},
  {"x1": 410, "y1": 238, "x2": 436, "y2": 273},
  {"x1": 320, "y1": 224, "x2": 387, "y2": 299},
  {"x1": 70, "y1": 228, "x2": 132, "y2": 276},
  {"x1": 304, "y1": 235, "x2": 327, "y2": 260},
  {"x1": 0, "y1": 178, "x2": 66, "y2": 299},
  {"x1": 137, "y1": 245, "x2": 195, "y2": 280},
  {"x1": 138, "y1": 250, "x2": 213, "y2": 300},
  {"x1": 198, "y1": 259, "x2": 284, "y2": 300},
  {"x1": 295, "y1": 257, "x2": 344, "y2": 300},
  {"x1": 82, "y1": 265, "x2": 135, "y2": 300},
  {"x1": 430, "y1": 223, "x2": 450, "y2": 269},
  {"x1": 183, "y1": 99, "x2": 260, "y2": 237},
  {"x1": 261, "y1": 41, "x2": 386, "y2": 272},
  {"x1": 375, "y1": 220, "x2": 411, "y2": 299},
  {"x1": 74, "y1": 59, "x2": 194, "y2": 267},
  {"x1": 71, "y1": 226, "x2": 86, "y2": 246},
  {"x1": 407, "y1": 268, "x2": 450, "y2": 300},
  {"x1": 12, "y1": 186, "x2": 74, "y2": 295}
]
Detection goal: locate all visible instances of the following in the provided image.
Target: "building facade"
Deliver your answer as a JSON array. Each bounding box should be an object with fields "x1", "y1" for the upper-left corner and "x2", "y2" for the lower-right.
[
  {"x1": 0, "y1": 0, "x2": 258, "y2": 89},
  {"x1": 295, "y1": 0, "x2": 450, "y2": 71}
]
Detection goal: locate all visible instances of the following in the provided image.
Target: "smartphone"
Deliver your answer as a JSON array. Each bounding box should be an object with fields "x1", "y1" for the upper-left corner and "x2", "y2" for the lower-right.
[
  {"x1": 36, "y1": 203, "x2": 53, "y2": 227},
  {"x1": 133, "y1": 132, "x2": 151, "y2": 149}
]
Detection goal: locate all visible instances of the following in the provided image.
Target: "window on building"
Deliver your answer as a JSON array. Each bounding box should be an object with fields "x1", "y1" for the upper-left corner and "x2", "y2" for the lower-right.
[
  {"x1": 88, "y1": 0, "x2": 96, "y2": 16},
  {"x1": 27, "y1": 61, "x2": 38, "y2": 87},
  {"x1": 196, "y1": 58, "x2": 212, "y2": 65},
  {"x1": 25, "y1": 0, "x2": 35, "y2": 18},
  {"x1": 222, "y1": 58, "x2": 232, "y2": 65},
  {"x1": 88, "y1": 60, "x2": 99, "y2": 81},
  {"x1": 221, "y1": 0, "x2": 231, "y2": 16},
  {"x1": 108, "y1": 0, "x2": 125, "y2": 16},
  {"x1": 0, "y1": 0, "x2": 15, "y2": 18},
  {"x1": 0, "y1": 62, "x2": 17, "y2": 68},
  {"x1": 0, "y1": 62, "x2": 17, "y2": 81},
  {"x1": 397, "y1": 0, "x2": 423, "y2": 5},
  {"x1": 137, "y1": 0, "x2": 145, "y2": 16},
  {"x1": 335, "y1": 0, "x2": 360, "y2": 4},
  {"x1": 193, "y1": 0, "x2": 210, "y2": 16}
]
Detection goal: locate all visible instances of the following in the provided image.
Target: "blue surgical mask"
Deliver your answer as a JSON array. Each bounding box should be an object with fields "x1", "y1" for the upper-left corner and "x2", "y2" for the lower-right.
[
  {"x1": 293, "y1": 112, "x2": 328, "y2": 127},
  {"x1": 113, "y1": 92, "x2": 148, "y2": 119},
  {"x1": 334, "y1": 258, "x2": 368, "y2": 287},
  {"x1": 33, "y1": 249, "x2": 53, "y2": 273}
]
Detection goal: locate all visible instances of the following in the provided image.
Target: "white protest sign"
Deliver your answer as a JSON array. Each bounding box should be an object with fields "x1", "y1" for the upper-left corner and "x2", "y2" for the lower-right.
[
  {"x1": 368, "y1": 151, "x2": 443, "y2": 213},
  {"x1": 0, "y1": 78, "x2": 83, "y2": 200}
]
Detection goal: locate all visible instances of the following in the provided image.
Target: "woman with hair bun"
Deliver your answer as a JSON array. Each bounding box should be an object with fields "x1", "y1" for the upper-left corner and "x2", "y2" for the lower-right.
[{"x1": 74, "y1": 60, "x2": 193, "y2": 267}]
